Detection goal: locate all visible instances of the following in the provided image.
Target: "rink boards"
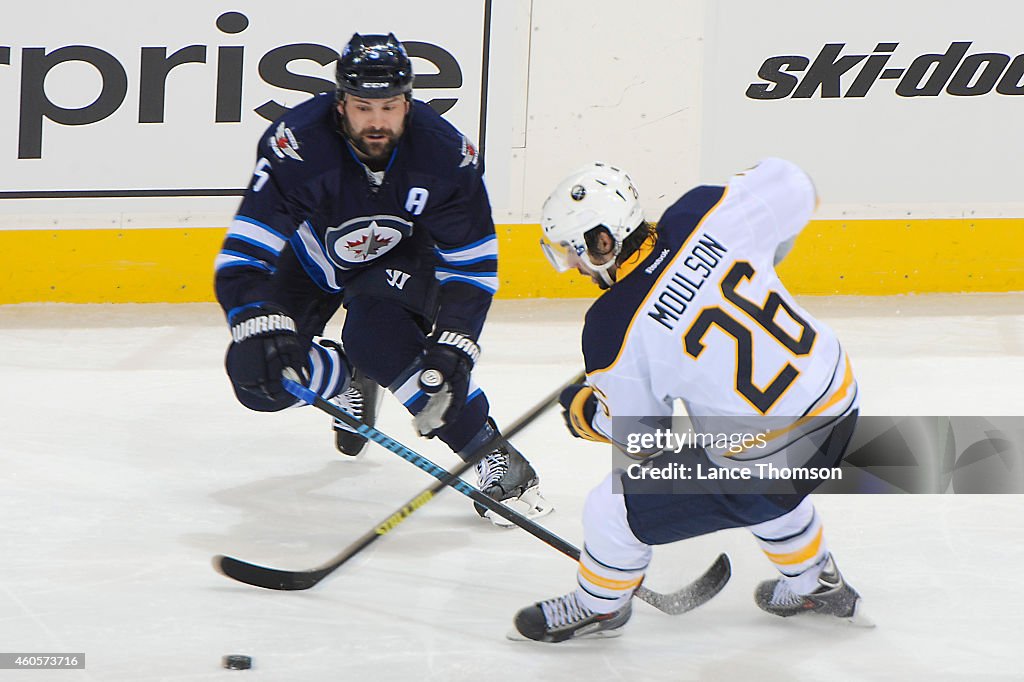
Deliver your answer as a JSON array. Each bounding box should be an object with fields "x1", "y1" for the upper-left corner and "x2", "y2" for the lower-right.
[{"x1": 1, "y1": 1, "x2": 1021, "y2": 302}]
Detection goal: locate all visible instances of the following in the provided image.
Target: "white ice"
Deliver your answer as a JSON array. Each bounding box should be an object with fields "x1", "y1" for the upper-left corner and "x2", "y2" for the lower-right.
[{"x1": 1, "y1": 294, "x2": 1022, "y2": 681}]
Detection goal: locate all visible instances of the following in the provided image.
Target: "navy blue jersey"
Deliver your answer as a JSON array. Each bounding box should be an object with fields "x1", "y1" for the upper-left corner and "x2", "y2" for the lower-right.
[{"x1": 215, "y1": 94, "x2": 496, "y2": 339}]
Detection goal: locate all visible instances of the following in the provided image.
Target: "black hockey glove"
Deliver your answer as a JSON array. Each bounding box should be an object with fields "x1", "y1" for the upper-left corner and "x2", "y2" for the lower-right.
[
  {"x1": 225, "y1": 303, "x2": 309, "y2": 411},
  {"x1": 414, "y1": 330, "x2": 480, "y2": 437},
  {"x1": 559, "y1": 383, "x2": 604, "y2": 442}
]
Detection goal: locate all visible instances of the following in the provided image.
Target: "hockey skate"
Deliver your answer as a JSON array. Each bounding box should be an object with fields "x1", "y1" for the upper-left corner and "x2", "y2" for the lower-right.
[
  {"x1": 331, "y1": 368, "x2": 382, "y2": 457},
  {"x1": 755, "y1": 554, "x2": 874, "y2": 627},
  {"x1": 510, "y1": 591, "x2": 632, "y2": 643},
  {"x1": 473, "y1": 439, "x2": 552, "y2": 527}
]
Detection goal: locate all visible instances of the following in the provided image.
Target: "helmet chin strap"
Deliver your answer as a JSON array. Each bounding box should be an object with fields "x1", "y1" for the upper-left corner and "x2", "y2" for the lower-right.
[{"x1": 583, "y1": 240, "x2": 622, "y2": 287}]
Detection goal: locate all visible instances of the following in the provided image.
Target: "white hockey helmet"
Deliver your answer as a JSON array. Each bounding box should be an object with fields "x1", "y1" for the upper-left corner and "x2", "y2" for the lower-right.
[{"x1": 540, "y1": 162, "x2": 644, "y2": 278}]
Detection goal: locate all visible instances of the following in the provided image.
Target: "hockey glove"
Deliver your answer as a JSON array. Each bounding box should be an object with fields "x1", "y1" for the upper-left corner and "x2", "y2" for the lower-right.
[
  {"x1": 225, "y1": 303, "x2": 309, "y2": 411},
  {"x1": 559, "y1": 384, "x2": 609, "y2": 443},
  {"x1": 414, "y1": 330, "x2": 480, "y2": 437}
]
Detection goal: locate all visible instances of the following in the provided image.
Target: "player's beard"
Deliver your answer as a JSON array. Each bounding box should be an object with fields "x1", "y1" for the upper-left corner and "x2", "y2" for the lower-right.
[{"x1": 341, "y1": 117, "x2": 402, "y2": 165}]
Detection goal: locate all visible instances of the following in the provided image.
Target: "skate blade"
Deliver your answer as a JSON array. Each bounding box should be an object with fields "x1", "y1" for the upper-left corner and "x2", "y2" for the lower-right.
[
  {"x1": 505, "y1": 627, "x2": 623, "y2": 643},
  {"x1": 845, "y1": 599, "x2": 876, "y2": 628},
  {"x1": 334, "y1": 422, "x2": 369, "y2": 458},
  {"x1": 485, "y1": 489, "x2": 554, "y2": 528},
  {"x1": 334, "y1": 438, "x2": 369, "y2": 458}
]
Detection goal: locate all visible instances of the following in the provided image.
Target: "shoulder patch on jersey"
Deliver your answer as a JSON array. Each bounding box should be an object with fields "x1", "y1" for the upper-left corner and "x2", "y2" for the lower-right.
[
  {"x1": 269, "y1": 122, "x2": 303, "y2": 161},
  {"x1": 459, "y1": 135, "x2": 479, "y2": 168}
]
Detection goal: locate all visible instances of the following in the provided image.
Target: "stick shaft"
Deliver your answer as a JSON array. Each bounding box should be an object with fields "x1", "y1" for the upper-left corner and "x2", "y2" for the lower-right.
[{"x1": 215, "y1": 371, "x2": 584, "y2": 590}]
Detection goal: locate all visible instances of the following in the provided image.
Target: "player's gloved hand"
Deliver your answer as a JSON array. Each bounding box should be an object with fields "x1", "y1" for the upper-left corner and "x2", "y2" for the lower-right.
[
  {"x1": 559, "y1": 383, "x2": 602, "y2": 441},
  {"x1": 225, "y1": 303, "x2": 309, "y2": 411},
  {"x1": 413, "y1": 330, "x2": 480, "y2": 437}
]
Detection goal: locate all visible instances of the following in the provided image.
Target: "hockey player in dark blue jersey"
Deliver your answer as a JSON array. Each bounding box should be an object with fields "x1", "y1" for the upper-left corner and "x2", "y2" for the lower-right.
[{"x1": 214, "y1": 33, "x2": 550, "y2": 524}]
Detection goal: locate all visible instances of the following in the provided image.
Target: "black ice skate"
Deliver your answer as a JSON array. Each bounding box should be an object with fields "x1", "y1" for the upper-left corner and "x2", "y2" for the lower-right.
[
  {"x1": 755, "y1": 554, "x2": 874, "y2": 627},
  {"x1": 473, "y1": 439, "x2": 552, "y2": 526},
  {"x1": 332, "y1": 369, "x2": 381, "y2": 456},
  {"x1": 510, "y1": 591, "x2": 632, "y2": 643}
]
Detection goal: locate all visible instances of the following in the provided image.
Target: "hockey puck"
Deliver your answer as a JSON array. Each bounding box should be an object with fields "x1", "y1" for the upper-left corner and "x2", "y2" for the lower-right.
[{"x1": 222, "y1": 655, "x2": 252, "y2": 670}]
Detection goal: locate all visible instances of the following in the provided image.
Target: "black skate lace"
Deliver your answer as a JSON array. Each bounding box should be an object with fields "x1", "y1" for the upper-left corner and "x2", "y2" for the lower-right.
[
  {"x1": 475, "y1": 450, "x2": 509, "y2": 489},
  {"x1": 539, "y1": 592, "x2": 593, "y2": 628}
]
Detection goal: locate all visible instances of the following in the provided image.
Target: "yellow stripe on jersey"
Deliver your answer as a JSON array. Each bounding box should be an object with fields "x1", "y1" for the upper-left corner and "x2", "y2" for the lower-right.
[
  {"x1": 806, "y1": 355, "x2": 855, "y2": 418},
  {"x1": 569, "y1": 386, "x2": 611, "y2": 444},
  {"x1": 762, "y1": 526, "x2": 824, "y2": 566},
  {"x1": 722, "y1": 355, "x2": 856, "y2": 459},
  {"x1": 577, "y1": 561, "x2": 645, "y2": 591}
]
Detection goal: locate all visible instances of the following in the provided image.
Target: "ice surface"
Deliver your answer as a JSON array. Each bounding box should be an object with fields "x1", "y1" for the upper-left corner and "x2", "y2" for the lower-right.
[{"x1": 0, "y1": 294, "x2": 1021, "y2": 681}]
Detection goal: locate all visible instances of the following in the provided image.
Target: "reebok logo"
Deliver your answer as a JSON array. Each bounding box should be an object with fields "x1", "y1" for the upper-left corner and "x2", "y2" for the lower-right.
[
  {"x1": 644, "y1": 248, "x2": 671, "y2": 275},
  {"x1": 747, "y1": 41, "x2": 1024, "y2": 99}
]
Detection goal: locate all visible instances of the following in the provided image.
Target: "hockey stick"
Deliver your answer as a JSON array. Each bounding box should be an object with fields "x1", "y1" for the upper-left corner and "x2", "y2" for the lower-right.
[
  {"x1": 274, "y1": 378, "x2": 731, "y2": 615},
  {"x1": 214, "y1": 371, "x2": 584, "y2": 592}
]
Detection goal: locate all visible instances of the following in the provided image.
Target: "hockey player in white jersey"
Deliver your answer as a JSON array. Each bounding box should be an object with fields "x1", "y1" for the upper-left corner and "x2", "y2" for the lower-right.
[{"x1": 511, "y1": 159, "x2": 869, "y2": 643}]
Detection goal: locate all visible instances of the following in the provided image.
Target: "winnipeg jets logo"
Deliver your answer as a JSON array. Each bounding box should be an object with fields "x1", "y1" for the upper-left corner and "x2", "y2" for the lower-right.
[
  {"x1": 270, "y1": 122, "x2": 303, "y2": 161},
  {"x1": 324, "y1": 215, "x2": 413, "y2": 269},
  {"x1": 345, "y1": 225, "x2": 394, "y2": 260},
  {"x1": 459, "y1": 135, "x2": 479, "y2": 168}
]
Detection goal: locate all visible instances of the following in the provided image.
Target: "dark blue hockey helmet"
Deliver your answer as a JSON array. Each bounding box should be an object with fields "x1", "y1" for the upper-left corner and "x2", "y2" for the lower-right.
[{"x1": 336, "y1": 33, "x2": 414, "y2": 99}]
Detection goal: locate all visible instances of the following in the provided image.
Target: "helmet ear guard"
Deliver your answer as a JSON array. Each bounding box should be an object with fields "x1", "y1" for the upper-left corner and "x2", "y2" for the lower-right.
[
  {"x1": 336, "y1": 33, "x2": 414, "y2": 100},
  {"x1": 539, "y1": 162, "x2": 644, "y2": 278}
]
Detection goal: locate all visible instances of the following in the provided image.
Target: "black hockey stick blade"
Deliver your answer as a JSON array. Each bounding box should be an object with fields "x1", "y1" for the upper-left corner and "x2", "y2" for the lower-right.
[
  {"x1": 634, "y1": 553, "x2": 731, "y2": 616},
  {"x1": 214, "y1": 555, "x2": 333, "y2": 591}
]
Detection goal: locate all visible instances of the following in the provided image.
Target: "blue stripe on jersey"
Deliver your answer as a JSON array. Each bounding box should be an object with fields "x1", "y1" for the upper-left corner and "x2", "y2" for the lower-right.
[
  {"x1": 227, "y1": 216, "x2": 287, "y2": 253},
  {"x1": 436, "y1": 252, "x2": 497, "y2": 266},
  {"x1": 583, "y1": 185, "x2": 726, "y2": 374},
  {"x1": 288, "y1": 222, "x2": 341, "y2": 292},
  {"x1": 436, "y1": 234, "x2": 497, "y2": 258},
  {"x1": 435, "y1": 266, "x2": 498, "y2": 277},
  {"x1": 435, "y1": 270, "x2": 498, "y2": 294},
  {"x1": 214, "y1": 251, "x2": 274, "y2": 274},
  {"x1": 224, "y1": 233, "x2": 281, "y2": 255},
  {"x1": 403, "y1": 389, "x2": 426, "y2": 408},
  {"x1": 434, "y1": 259, "x2": 498, "y2": 277}
]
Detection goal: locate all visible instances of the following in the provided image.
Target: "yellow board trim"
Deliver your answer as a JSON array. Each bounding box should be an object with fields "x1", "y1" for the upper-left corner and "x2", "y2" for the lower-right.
[
  {"x1": 0, "y1": 217, "x2": 1020, "y2": 303},
  {"x1": 0, "y1": 228, "x2": 223, "y2": 304},
  {"x1": 776, "y1": 218, "x2": 1024, "y2": 295}
]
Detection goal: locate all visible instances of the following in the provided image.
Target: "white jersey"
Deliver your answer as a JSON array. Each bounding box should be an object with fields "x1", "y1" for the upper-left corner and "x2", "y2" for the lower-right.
[{"x1": 582, "y1": 158, "x2": 857, "y2": 452}]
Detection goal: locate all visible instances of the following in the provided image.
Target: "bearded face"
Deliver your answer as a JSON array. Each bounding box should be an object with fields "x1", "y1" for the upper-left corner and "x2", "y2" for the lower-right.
[{"x1": 338, "y1": 95, "x2": 409, "y2": 164}]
